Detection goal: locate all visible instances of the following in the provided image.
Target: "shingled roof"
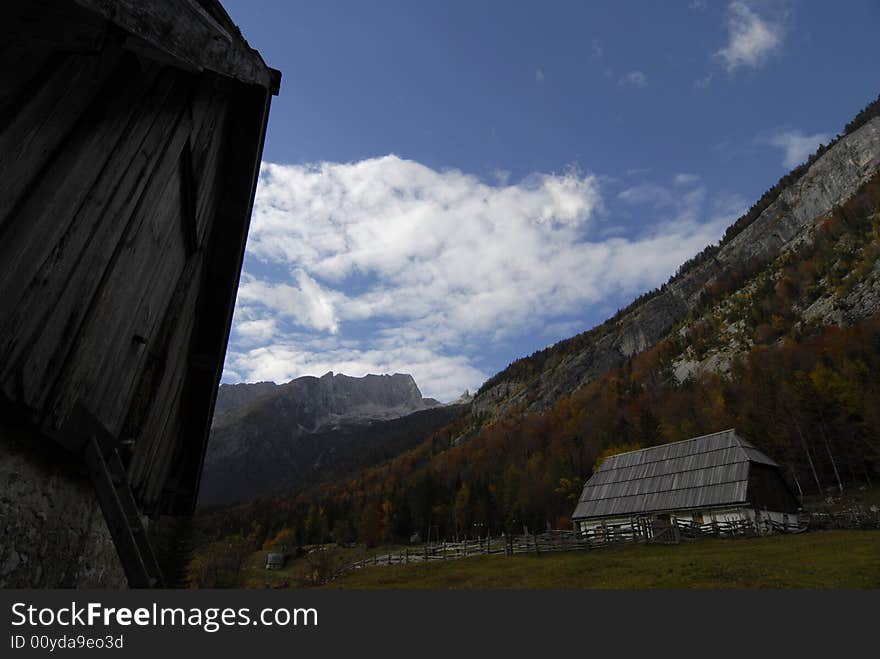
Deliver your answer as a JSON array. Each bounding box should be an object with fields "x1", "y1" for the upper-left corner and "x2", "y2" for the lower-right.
[{"x1": 572, "y1": 429, "x2": 785, "y2": 520}]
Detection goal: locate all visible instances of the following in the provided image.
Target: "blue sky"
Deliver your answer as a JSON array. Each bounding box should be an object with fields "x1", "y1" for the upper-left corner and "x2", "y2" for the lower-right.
[{"x1": 219, "y1": 0, "x2": 880, "y2": 401}]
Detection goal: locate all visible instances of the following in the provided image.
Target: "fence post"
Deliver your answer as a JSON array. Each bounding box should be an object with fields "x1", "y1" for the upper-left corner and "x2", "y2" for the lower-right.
[{"x1": 405, "y1": 548, "x2": 409, "y2": 564}]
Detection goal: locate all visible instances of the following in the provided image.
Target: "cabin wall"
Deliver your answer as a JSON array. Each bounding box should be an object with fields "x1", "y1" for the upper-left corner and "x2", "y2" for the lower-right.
[
  {"x1": 0, "y1": 1, "x2": 241, "y2": 514},
  {"x1": 574, "y1": 506, "x2": 798, "y2": 536},
  {"x1": 747, "y1": 463, "x2": 801, "y2": 514},
  {"x1": 574, "y1": 507, "x2": 752, "y2": 532},
  {"x1": 0, "y1": 0, "x2": 274, "y2": 587},
  {"x1": 0, "y1": 419, "x2": 126, "y2": 588}
]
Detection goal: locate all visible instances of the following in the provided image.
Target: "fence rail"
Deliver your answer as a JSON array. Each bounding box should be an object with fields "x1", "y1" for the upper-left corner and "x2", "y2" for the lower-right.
[
  {"x1": 331, "y1": 508, "x2": 878, "y2": 581},
  {"x1": 804, "y1": 507, "x2": 880, "y2": 531}
]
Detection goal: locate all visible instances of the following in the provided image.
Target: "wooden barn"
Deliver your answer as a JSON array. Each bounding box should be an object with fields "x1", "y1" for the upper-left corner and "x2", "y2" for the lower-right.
[
  {"x1": 571, "y1": 429, "x2": 801, "y2": 538},
  {"x1": 0, "y1": 0, "x2": 279, "y2": 587}
]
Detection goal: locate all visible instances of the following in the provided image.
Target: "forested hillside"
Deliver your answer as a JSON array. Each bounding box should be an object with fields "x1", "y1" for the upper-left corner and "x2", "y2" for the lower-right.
[
  {"x1": 194, "y1": 95, "x2": 880, "y2": 556},
  {"x1": 473, "y1": 96, "x2": 880, "y2": 421}
]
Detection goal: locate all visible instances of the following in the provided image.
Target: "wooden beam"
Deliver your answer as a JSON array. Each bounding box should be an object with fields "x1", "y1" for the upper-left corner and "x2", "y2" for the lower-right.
[
  {"x1": 73, "y1": 0, "x2": 276, "y2": 91},
  {"x1": 169, "y1": 79, "x2": 274, "y2": 514}
]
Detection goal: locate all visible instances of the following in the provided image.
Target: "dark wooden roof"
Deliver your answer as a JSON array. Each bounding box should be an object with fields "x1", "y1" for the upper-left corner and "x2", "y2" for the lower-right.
[
  {"x1": 572, "y1": 429, "x2": 785, "y2": 520},
  {"x1": 0, "y1": 0, "x2": 279, "y2": 516},
  {"x1": 74, "y1": 0, "x2": 281, "y2": 93}
]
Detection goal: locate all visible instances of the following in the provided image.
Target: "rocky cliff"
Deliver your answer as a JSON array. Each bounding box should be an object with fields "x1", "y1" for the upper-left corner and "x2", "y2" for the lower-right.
[
  {"x1": 213, "y1": 371, "x2": 436, "y2": 430},
  {"x1": 200, "y1": 373, "x2": 454, "y2": 506},
  {"x1": 473, "y1": 115, "x2": 880, "y2": 420},
  {"x1": 213, "y1": 381, "x2": 279, "y2": 415}
]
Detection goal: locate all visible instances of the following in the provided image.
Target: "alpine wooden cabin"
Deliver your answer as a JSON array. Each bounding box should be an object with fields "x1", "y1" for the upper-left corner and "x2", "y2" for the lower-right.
[
  {"x1": 571, "y1": 429, "x2": 802, "y2": 538},
  {"x1": 0, "y1": 0, "x2": 279, "y2": 587}
]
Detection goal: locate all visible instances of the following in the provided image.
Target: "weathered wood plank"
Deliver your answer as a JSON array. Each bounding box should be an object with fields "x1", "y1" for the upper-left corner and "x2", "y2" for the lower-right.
[
  {"x1": 123, "y1": 252, "x2": 204, "y2": 490},
  {"x1": 128, "y1": 265, "x2": 206, "y2": 502},
  {"x1": 0, "y1": 44, "x2": 54, "y2": 121},
  {"x1": 73, "y1": 0, "x2": 274, "y2": 90},
  {"x1": 190, "y1": 90, "x2": 230, "y2": 245},
  {"x1": 0, "y1": 53, "x2": 109, "y2": 227},
  {"x1": 172, "y1": 81, "x2": 272, "y2": 513},
  {"x1": 0, "y1": 0, "x2": 108, "y2": 54},
  {"x1": 0, "y1": 64, "x2": 179, "y2": 414},
  {"x1": 86, "y1": 171, "x2": 190, "y2": 434},
  {"x1": 41, "y1": 97, "x2": 194, "y2": 431}
]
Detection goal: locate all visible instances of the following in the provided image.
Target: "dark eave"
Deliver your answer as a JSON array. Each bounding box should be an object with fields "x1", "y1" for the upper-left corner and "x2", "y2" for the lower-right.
[
  {"x1": 74, "y1": 0, "x2": 281, "y2": 94},
  {"x1": 167, "y1": 76, "x2": 274, "y2": 515}
]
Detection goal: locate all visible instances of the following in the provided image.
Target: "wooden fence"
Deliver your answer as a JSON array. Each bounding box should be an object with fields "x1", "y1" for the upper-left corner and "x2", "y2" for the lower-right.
[
  {"x1": 331, "y1": 512, "x2": 829, "y2": 580},
  {"x1": 803, "y1": 507, "x2": 880, "y2": 531},
  {"x1": 334, "y1": 531, "x2": 592, "y2": 577}
]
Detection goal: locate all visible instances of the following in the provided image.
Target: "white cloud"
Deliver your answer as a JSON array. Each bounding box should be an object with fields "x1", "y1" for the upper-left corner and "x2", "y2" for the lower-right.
[
  {"x1": 618, "y1": 71, "x2": 647, "y2": 87},
  {"x1": 717, "y1": 1, "x2": 785, "y2": 73},
  {"x1": 674, "y1": 173, "x2": 701, "y2": 186},
  {"x1": 618, "y1": 183, "x2": 674, "y2": 207},
  {"x1": 227, "y1": 156, "x2": 737, "y2": 400},
  {"x1": 535, "y1": 67, "x2": 545, "y2": 83},
  {"x1": 237, "y1": 270, "x2": 339, "y2": 333},
  {"x1": 768, "y1": 129, "x2": 829, "y2": 168}
]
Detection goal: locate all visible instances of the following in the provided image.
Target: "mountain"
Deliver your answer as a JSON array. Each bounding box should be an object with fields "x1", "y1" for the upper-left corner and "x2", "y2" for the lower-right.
[
  {"x1": 196, "y1": 94, "x2": 880, "y2": 549},
  {"x1": 213, "y1": 371, "x2": 438, "y2": 426},
  {"x1": 471, "y1": 103, "x2": 880, "y2": 423},
  {"x1": 199, "y1": 372, "x2": 457, "y2": 506},
  {"x1": 213, "y1": 381, "x2": 279, "y2": 416}
]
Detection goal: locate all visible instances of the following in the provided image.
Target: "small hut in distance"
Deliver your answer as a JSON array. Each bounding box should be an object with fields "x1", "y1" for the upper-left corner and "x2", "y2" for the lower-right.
[{"x1": 571, "y1": 429, "x2": 801, "y2": 538}]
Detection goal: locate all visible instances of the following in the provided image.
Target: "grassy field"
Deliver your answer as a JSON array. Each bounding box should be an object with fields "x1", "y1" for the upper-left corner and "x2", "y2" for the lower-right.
[
  {"x1": 238, "y1": 543, "x2": 409, "y2": 588},
  {"x1": 321, "y1": 531, "x2": 880, "y2": 589}
]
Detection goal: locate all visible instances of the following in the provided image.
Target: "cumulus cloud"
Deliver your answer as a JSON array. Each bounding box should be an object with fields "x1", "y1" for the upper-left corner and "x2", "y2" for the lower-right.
[
  {"x1": 768, "y1": 129, "x2": 829, "y2": 168},
  {"x1": 237, "y1": 271, "x2": 339, "y2": 333},
  {"x1": 618, "y1": 71, "x2": 647, "y2": 87},
  {"x1": 717, "y1": 1, "x2": 785, "y2": 73},
  {"x1": 227, "y1": 156, "x2": 737, "y2": 400}
]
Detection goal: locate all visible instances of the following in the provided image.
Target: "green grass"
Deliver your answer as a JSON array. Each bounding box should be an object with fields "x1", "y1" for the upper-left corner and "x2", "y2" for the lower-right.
[
  {"x1": 239, "y1": 543, "x2": 409, "y2": 588},
  {"x1": 321, "y1": 531, "x2": 880, "y2": 589}
]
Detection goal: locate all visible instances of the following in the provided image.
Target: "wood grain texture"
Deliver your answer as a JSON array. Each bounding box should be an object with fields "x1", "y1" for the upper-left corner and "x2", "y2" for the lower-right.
[
  {"x1": 0, "y1": 1, "x2": 277, "y2": 517},
  {"x1": 73, "y1": 0, "x2": 274, "y2": 89}
]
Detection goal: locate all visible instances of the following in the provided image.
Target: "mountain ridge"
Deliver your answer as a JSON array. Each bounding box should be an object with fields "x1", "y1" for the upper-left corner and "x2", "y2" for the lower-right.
[
  {"x1": 201, "y1": 372, "x2": 456, "y2": 506},
  {"x1": 472, "y1": 100, "x2": 880, "y2": 422},
  {"x1": 194, "y1": 93, "x2": 880, "y2": 550}
]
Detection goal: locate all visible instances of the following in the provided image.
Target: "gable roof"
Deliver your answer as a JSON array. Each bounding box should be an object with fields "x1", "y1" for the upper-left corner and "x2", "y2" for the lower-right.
[
  {"x1": 74, "y1": 0, "x2": 281, "y2": 92},
  {"x1": 571, "y1": 429, "x2": 779, "y2": 520}
]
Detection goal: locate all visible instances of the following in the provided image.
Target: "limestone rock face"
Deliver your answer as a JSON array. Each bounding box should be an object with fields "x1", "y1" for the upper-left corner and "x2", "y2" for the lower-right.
[
  {"x1": 213, "y1": 381, "x2": 278, "y2": 415},
  {"x1": 213, "y1": 372, "x2": 433, "y2": 434},
  {"x1": 200, "y1": 373, "x2": 456, "y2": 506},
  {"x1": 474, "y1": 118, "x2": 880, "y2": 419}
]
